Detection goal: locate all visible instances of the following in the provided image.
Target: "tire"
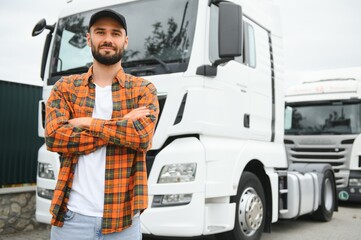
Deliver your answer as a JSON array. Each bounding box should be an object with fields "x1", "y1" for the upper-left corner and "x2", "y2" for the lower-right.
[
  {"x1": 311, "y1": 170, "x2": 335, "y2": 221},
  {"x1": 216, "y1": 171, "x2": 266, "y2": 240}
]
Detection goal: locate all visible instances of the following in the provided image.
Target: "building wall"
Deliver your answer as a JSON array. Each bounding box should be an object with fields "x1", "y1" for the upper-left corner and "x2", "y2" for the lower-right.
[
  {"x1": 0, "y1": 188, "x2": 49, "y2": 235},
  {"x1": 0, "y1": 80, "x2": 43, "y2": 186}
]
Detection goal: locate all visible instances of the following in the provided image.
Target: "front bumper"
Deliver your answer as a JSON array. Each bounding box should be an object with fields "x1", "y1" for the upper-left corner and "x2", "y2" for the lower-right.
[
  {"x1": 141, "y1": 192, "x2": 235, "y2": 237},
  {"x1": 338, "y1": 170, "x2": 361, "y2": 202},
  {"x1": 36, "y1": 144, "x2": 59, "y2": 224},
  {"x1": 141, "y1": 137, "x2": 235, "y2": 237}
]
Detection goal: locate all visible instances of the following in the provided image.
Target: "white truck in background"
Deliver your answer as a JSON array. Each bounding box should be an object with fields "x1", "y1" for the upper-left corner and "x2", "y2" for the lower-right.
[
  {"x1": 32, "y1": 0, "x2": 337, "y2": 239},
  {"x1": 285, "y1": 68, "x2": 361, "y2": 202}
]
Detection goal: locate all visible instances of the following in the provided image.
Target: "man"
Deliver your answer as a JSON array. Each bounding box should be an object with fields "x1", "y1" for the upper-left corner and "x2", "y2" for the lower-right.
[{"x1": 45, "y1": 9, "x2": 159, "y2": 240}]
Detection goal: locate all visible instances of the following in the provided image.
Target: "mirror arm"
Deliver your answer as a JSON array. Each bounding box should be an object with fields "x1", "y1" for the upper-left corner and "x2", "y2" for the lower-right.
[
  {"x1": 46, "y1": 23, "x2": 56, "y2": 34},
  {"x1": 212, "y1": 57, "x2": 234, "y2": 67},
  {"x1": 196, "y1": 57, "x2": 233, "y2": 77}
]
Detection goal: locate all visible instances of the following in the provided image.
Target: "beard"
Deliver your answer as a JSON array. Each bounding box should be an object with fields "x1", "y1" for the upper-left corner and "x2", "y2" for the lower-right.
[{"x1": 91, "y1": 41, "x2": 124, "y2": 66}]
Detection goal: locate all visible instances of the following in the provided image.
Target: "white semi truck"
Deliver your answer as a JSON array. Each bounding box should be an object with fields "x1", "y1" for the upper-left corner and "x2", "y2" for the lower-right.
[
  {"x1": 33, "y1": 0, "x2": 337, "y2": 239},
  {"x1": 285, "y1": 68, "x2": 361, "y2": 202}
]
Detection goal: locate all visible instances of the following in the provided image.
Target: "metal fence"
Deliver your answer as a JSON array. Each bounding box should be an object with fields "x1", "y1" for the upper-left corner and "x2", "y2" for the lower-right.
[{"x1": 0, "y1": 80, "x2": 43, "y2": 186}]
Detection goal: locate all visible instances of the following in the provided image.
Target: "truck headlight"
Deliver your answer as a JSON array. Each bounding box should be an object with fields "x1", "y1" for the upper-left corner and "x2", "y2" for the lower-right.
[
  {"x1": 38, "y1": 163, "x2": 55, "y2": 179},
  {"x1": 152, "y1": 194, "x2": 192, "y2": 207},
  {"x1": 158, "y1": 163, "x2": 196, "y2": 183},
  {"x1": 37, "y1": 187, "x2": 54, "y2": 200},
  {"x1": 349, "y1": 178, "x2": 361, "y2": 186}
]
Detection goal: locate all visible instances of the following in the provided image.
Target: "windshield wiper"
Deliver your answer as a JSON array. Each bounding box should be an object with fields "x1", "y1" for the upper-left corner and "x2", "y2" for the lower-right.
[
  {"x1": 123, "y1": 57, "x2": 171, "y2": 73},
  {"x1": 319, "y1": 131, "x2": 345, "y2": 135}
]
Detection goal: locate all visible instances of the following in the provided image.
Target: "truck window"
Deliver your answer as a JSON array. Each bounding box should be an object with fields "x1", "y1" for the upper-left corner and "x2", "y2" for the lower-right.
[
  {"x1": 57, "y1": 29, "x2": 92, "y2": 72},
  {"x1": 243, "y1": 23, "x2": 256, "y2": 68},
  {"x1": 285, "y1": 101, "x2": 361, "y2": 135},
  {"x1": 284, "y1": 106, "x2": 293, "y2": 130},
  {"x1": 48, "y1": 0, "x2": 198, "y2": 85}
]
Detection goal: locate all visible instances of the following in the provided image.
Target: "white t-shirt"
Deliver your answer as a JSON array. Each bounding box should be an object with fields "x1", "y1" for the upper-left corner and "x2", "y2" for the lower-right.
[{"x1": 67, "y1": 83, "x2": 112, "y2": 217}]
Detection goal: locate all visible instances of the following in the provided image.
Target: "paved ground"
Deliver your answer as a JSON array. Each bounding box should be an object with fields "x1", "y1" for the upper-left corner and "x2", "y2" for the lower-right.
[
  {"x1": 1, "y1": 202, "x2": 360, "y2": 240},
  {"x1": 261, "y1": 201, "x2": 361, "y2": 240}
]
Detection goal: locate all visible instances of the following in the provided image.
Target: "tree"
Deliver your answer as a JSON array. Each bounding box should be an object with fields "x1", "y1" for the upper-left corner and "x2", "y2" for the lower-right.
[{"x1": 144, "y1": 17, "x2": 190, "y2": 61}]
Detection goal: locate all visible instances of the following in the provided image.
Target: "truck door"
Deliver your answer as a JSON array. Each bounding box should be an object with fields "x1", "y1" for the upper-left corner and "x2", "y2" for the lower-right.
[
  {"x1": 246, "y1": 19, "x2": 273, "y2": 141},
  {"x1": 208, "y1": 5, "x2": 273, "y2": 141}
]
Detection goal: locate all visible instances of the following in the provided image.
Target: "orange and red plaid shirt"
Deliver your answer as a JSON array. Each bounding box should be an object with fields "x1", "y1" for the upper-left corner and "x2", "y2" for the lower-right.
[{"x1": 45, "y1": 66, "x2": 159, "y2": 234}]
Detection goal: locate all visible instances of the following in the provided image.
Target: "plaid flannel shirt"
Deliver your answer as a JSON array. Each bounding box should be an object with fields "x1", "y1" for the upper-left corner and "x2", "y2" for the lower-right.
[{"x1": 45, "y1": 66, "x2": 159, "y2": 234}]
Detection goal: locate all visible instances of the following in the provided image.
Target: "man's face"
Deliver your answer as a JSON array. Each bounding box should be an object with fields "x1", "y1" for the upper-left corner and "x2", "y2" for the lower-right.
[{"x1": 87, "y1": 17, "x2": 128, "y2": 65}]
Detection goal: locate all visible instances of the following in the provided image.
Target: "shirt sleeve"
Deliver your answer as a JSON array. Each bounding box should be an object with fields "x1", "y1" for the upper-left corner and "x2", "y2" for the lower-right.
[
  {"x1": 89, "y1": 81, "x2": 159, "y2": 152},
  {"x1": 45, "y1": 79, "x2": 107, "y2": 155}
]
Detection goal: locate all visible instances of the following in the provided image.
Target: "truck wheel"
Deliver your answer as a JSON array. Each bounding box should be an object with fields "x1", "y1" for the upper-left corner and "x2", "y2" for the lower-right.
[
  {"x1": 217, "y1": 171, "x2": 265, "y2": 240},
  {"x1": 311, "y1": 170, "x2": 335, "y2": 221}
]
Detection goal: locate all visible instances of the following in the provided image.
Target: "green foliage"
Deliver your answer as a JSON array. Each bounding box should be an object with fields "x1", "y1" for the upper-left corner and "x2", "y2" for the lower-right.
[{"x1": 144, "y1": 17, "x2": 189, "y2": 61}]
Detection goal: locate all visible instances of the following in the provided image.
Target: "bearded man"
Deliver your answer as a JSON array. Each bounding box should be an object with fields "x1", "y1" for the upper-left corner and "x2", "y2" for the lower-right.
[{"x1": 45, "y1": 9, "x2": 159, "y2": 240}]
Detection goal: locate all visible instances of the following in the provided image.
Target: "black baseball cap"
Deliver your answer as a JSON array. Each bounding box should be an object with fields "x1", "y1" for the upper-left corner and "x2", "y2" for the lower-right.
[{"x1": 88, "y1": 9, "x2": 127, "y2": 35}]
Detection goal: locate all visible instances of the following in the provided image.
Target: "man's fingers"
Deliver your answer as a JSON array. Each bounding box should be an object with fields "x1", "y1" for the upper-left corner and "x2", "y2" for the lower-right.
[
  {"x1": 68, "y1": 117, "x2": 92, "y2": 128},
  {"x1": 125, "y1": 110, "x2": 149, "y2": 117},
  {"x1": 124, "y1": 107, "x2": 150, "y2": 119},
  {"x1": 126, "y1": 112, "x2": 149, "y2": 119},
  {"x1": 131, "y1": 107, "x2": 149, "y2": 113}
]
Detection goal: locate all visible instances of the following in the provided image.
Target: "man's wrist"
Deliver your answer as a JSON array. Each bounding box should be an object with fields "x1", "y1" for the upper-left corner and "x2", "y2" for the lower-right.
[
  {"x1": 83, "y1": 117, "x2": 92, "y2": 128},
  {"x1": 69, "y1": 117, "x2": 93, "y2": 129},
  {"x1": 89, "y1": 118, "x2": 105, "y2": 137}
]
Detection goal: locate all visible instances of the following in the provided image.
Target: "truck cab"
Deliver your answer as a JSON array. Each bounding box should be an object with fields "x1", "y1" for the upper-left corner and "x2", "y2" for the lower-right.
[{"x1": 285, "y1": 69, "x2": 361, "y2": 202}]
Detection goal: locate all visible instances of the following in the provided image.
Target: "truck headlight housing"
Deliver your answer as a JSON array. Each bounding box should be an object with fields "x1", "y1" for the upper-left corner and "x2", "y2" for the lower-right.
[
  {"x1": 152, "y1": 194, "x2": 192, "y2": 207},
  {"x1": 37, "y1": 187, "x2": 54, "y2": 200},
  {"x1": 38, "y1": 163, "x2": 55, "y2": 179},
  {"x1": 158, "y1": 163, "x2": 197, "y2": 183},
  {"x1": 349, "y1": 178, "x2": 361, "y2": 186}
]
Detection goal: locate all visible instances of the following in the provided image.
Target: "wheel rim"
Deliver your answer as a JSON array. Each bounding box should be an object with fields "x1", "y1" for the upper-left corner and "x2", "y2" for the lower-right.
[
  {"x1": 238, "y1": 187, "x2": 263, "y2": 236},
  {"x1": 324, "y1": 178, "x2": 333, "y2": 211}
]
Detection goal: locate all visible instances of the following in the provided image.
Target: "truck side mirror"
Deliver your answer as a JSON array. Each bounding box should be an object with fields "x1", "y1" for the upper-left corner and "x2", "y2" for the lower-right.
[
  {"x1": 32, "y1": 19, "x2": 55, "y2": 36},
  {"x1": 32, "y1": 19, "x2": 47, "y2": 36},
  {"x1": 196, "y1": 2, "x2": 243, "y2": 77},
  {"x1": 218, "y1": 2, "x2": 243, "y2": 58},
  {"x1": 32, "y1": 19, "x2": 56, "y2": 80}
]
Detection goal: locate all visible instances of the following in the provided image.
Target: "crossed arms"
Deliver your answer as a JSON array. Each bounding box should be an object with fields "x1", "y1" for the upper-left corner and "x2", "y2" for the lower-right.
[
  {"x1": 68, "y1": 107, "x2": 150, "y2": 129},
  {"x1": 45, "y1": 80, "x2": 159, "y2": 156}
]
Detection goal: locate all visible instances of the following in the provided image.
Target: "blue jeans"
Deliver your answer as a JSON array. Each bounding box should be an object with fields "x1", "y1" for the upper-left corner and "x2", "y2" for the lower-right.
[{"x1": 51, "y1": 210, "x2": 142, "y2": 240}]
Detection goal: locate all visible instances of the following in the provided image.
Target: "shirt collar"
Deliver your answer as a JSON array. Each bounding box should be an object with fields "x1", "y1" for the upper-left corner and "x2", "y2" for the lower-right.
[{"x1": 83, "y1": 65, "x2": 126, "y2": 87}]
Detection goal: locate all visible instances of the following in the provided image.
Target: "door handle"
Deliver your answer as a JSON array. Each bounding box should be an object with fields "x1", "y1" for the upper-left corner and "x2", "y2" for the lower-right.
[{"x1": 244, "y1": 114, "x2": 250, "y2": 128}]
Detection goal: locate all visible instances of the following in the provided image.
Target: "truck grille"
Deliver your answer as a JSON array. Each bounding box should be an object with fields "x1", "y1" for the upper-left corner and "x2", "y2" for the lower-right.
[
  {"x1": 288, "y1": 147, "x2": 348, "y2": 169},
  {"x1": 284, "y1": 137, "x2": 354, "y2": 188}
]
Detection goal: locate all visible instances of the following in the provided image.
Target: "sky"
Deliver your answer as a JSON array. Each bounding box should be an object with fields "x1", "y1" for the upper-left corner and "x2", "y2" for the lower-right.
[
  {"x1": 1, "y1": 0, "x2": 361, "y2": 88},
  {"x1": 274, "y1": 0, "x2": 361, "y2": 88},
  {"x1": 0, "y1": 0, "x2": 67, "y2": 86}
]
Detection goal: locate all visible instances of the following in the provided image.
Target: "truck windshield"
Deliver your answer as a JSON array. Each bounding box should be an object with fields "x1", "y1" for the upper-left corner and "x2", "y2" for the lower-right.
[
  {"x1": 285, "y1": 101, "x2": 361, "y2": 135},
  {"x1": 48, "y1": 0, "x2": 198, "y2": 85}
]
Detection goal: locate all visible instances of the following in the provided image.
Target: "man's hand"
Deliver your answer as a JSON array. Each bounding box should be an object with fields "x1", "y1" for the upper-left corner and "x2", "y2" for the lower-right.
[
  {"x1": 124, "y1": 107, "x2": 150, "y2": 120},
  {"x1": 69, "y1": 117, "x2": 92, "y2": 129}
]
